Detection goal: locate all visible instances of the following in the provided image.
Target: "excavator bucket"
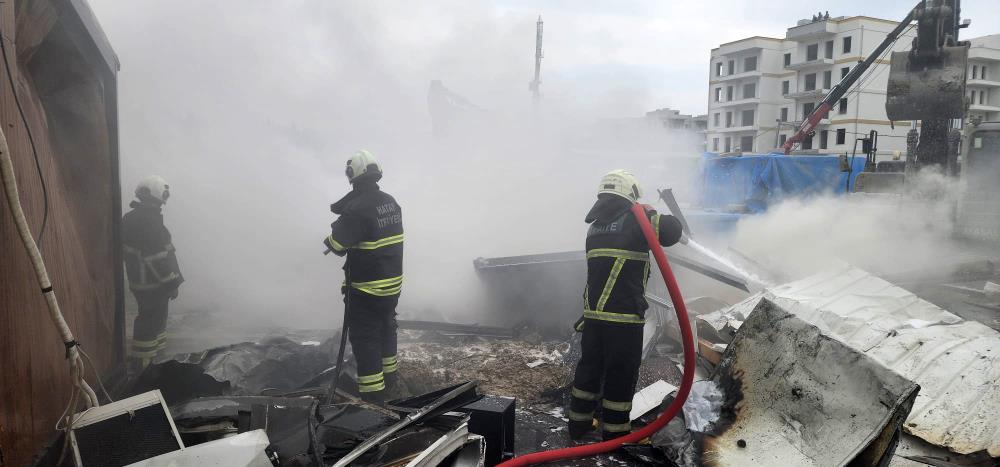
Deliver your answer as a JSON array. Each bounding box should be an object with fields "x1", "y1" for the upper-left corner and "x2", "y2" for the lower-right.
[{"x1": 885, "y1": 45, "x2": 969, "y2": 121}]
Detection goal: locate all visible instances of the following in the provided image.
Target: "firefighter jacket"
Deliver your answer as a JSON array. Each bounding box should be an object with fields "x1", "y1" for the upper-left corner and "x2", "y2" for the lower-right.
[
  {"x1": 324, "y1": 181, "x2": 403, "y2": 298},
  {"x1": 582, "y1": 194, "x2": 683, "y2": 325},
  {"x1": 122, "y1": 200, "x2": 183, "y2": 293}
]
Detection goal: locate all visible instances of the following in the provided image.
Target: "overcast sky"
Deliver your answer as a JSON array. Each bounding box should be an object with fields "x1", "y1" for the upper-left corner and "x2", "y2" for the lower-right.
[{"x1": 91, "y1": 0, "x2": 998, "y2": 119}]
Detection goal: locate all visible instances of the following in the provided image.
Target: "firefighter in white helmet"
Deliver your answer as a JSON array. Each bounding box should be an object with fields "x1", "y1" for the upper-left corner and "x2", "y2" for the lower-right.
[
  {"x1": 323, "y1": 150, "x2": 404, "y2": 404},
  {"x1": 122, "y1": 176, "x2": 183, "y2": 370},
  {"x1": 567, "y1": 169, "x2": 684, "y2": 440}
]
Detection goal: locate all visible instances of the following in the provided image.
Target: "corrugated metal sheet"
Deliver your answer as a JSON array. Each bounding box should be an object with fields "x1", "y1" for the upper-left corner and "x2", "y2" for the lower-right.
[{"x1": 698, "y1": 263, "x2": 1000, "y2": 456}]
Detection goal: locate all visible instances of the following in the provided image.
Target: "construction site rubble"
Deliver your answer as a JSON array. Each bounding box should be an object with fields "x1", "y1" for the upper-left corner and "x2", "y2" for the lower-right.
[{"x1": 4, "y1": 0, "x2": 1000, "y2": 465}]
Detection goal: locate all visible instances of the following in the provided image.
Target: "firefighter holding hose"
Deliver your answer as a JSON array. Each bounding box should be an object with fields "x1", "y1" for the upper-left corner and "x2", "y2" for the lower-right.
[
  {"x1": 323, "y1": 150, "x2": 404, "y2": 405},
  {"x1": 569, "y1": 169, "x2": 684, "y2": 440}
]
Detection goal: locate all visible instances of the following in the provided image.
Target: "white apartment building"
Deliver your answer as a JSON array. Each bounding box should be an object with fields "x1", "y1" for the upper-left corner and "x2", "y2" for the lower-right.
[
  {"x1": 645, "y1": 108, "x2": 708, "y2": 132},
  {"x1": 968, "y1": 34, "x2": 1000, "y2": 122},
  {"x1": 705, "y1": 15, "x2": 919, "y2": 156}
]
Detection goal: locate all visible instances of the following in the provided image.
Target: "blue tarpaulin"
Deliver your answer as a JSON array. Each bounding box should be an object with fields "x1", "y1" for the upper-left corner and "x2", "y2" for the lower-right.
[{"x1": 699, "y1": 152, "x2": 867, "y2": 213}]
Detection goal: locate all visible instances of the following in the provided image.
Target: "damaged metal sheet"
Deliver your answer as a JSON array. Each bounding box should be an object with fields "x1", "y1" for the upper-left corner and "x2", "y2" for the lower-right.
[
  {"x1": 449, "y1": 434, "x2": 487, "y2": 467},
  {"x1": 333, "y1": 381, "x2": 479, "y2": 466},
  {"x1": 170, "y1": 395, "x2": 321, "y2": 465},
  {"x1": 406, "y1": 422, "x2": 474, "y2": 466},
  {"x1": 699, "y1": 297, "x2": 920, "y2": 466},
  {"x1": 132, "y1": 337, "x2": 335, "y2": 404},
  {"x1": 864, "y1": 321, "x2": 1000, "y2": 457},
  {"x1": 697, "y1": 263, "x2": 1000, "y2": 457},
  {"x1": 697, "y1": 263, "x2": 964, "y2": 350},
  {"x1": 125, "y1": 429, "x2": 275, "y2": 467}
]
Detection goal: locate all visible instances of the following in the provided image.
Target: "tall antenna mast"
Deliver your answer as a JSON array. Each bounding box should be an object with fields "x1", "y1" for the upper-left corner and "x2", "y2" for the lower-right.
[{"x1": 530, "y1": 15, "x2": 544, "y2": 106}]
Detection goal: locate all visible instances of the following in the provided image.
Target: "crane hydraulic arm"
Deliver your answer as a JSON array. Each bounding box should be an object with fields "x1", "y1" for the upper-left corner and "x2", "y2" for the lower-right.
[{"x1": 782, "y1": 2, "x2": 920, "y2": 154}]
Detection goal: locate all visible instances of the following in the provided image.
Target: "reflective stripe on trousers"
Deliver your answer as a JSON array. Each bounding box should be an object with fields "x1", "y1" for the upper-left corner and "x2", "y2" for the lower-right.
[
  {"x1": 382, "y1": 355, "x2": 398, "y2": 374},
  {"x1": 352, "y1": 275, "x2": 403, "y2": 296},
  {"x1": 358, "y1": 371, "x2": 386, "y2": 393},
  {"x1": 582, "y1": 309, "x2": 644, "y2": 324}
]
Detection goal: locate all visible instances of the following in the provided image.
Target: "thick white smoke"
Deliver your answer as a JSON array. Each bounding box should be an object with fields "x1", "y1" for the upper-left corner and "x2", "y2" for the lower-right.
[
  {"x1": 90, "y1": 0, "x2": 704, "y2": 335},
  {"x1": 726, "y1": 169, "x2": 971, "y2": 281}
]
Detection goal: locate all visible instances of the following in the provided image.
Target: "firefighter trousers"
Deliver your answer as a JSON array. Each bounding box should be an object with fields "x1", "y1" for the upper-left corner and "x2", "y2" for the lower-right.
[
  {"x1": 131, "y1": 289, "x2": 172, "y2": 368},
  {"x1": 345, "y1": 291, "x2": 399, "y2": 404},
  {"x1": 568, "y1": 321, "x2": 643, "y2": 439}
]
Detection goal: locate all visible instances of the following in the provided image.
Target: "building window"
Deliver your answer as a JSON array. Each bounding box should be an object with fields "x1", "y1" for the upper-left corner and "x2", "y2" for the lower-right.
[
  {"x1": 780, "y1": 107, "x2": 788, "y2": 122},
  {"x1": 803, "y1": 102, "x2": 815, "y2": 118},
  {"x1": 713, "y1": 138, "x2": 719, "y2": 151},
  {"x1": 972, "y1": 65, "x2": 978, "y2": 79},
  {"x1": 836, "y1": 128, "x2": 846, "y2": 145},
  {"x1": 713, "y1": 113, "x2": 720, "y2": 127},
  {"x1": 807, "y1": 43, "x2": 818, "y2": 61},
  {"x1": 820, "y1": 130, "x2": 829, "y2": 149},
  {"x1": 982, "y1": 89, "x2": 987, "y2": 105},
  {"x1": 715, "y1": 87, "x2": 722, "y2": 102},
  {"x1": 743, "y1": 82, "x2": 756, "y2": 99},
  {"x1": 804, "y1": 73, "x2": 817, "y2": 91},
  {"x1": 716, "y1": 62, "x2": 723, "y2": 76},
  {"x1": 841, "y1": 66, "x2": 850, "y2": 79},
  {"x1": 823, "y1": 70, "x2": 832, "y2": 89},
  {"x1": 839, "y1": 98, "x2": 848, "y2": 114},
  {"x1": 984, "y1": 67, "x2": 988, "y2": 80},
  {"x1": 728, "y1": 60, "x2": 734, "y2": 75},
  {"x1": 781, "y1": 80, "x2": 790, "y2": 95},
  {"x1": 742, "y1": 109, "x2": 755, "y2": 126},
  {"x1": 740, "y1": 136, "x2": 754, "y2": 153},
  {"x1": 779, "y1": 134, "x2": 787, "y2": 146},
  {"x1": 971, "y1": 90, "x2": 976, "y2": 104},
  {"x1": 726, "y1": 86, "x2": 733, "y2": 101},
  {"x1": 784, "y1": 53, "x2": 791, "y2": 66},
  {"x1": 825, "y1": 40, "x2": 834, "y2": 59},
  {"x1": 842, "y1": 36, "x2": 852, "y2": 54},
  {"x1": 802, "y1": 134, "x2": 813, "y2": 150},
  {"x1": 724, "y1": 137, "x2": 732, "y2": 152},
  {"x1": 744, "y1": 56, "x2": 758, "y2": 72},
  {"x1": 726, "y1": 112, "x2": 733, "y2": 127}
]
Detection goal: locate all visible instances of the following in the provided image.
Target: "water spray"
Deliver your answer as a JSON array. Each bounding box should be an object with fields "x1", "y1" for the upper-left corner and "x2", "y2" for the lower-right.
[{"x1": 658, "y1": 188, "x2": 771, "y2": 288}]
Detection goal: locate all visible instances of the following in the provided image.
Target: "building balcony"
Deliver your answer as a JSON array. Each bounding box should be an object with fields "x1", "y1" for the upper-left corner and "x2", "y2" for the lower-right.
[
  {"x1": 712, "y1": 70, "x2": 762, "y2": 83},
  {"x1": 968, "y1": 79, "x2": 1000, "y2": 88},
  {"x1": 786, "y1": 20, "x2": 837, "y2": 41},
  {"x1": 711, "y1": 125, "x2": 757, "y2": 134},
  {"x1": 710, "y1": 97, "x2": 760, "y2": 108},
  {"x1": 781, "y1": 118, "x2": 831, "y2": 126},
  {"x1": 784, "y1": 88, "x2": 830, "y2": 100},
  {"x1": 785, "y1": 58, "x2": 834, "y2": 71},
  {"x1": 970, "y1": 103, "x2": 1000, "y2": 113}
]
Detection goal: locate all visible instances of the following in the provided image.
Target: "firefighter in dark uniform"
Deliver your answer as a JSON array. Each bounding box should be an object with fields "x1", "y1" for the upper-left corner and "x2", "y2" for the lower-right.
[
  {"x1": 122, "y1": 175, "x2": 183, "y2": 370},
  {"x1": 568, "y1": 169, "x2": 684, "y2": 440},
  {"x1": 323, "y1": 150, "x2": 403, "y2": 404}
]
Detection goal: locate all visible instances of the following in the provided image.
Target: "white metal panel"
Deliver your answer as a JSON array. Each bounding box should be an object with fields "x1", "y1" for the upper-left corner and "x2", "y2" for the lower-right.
[
  {"x1": 698, "y1": 264, "x2": 1000, "y2": 456},
  {"x1": 125, "y1": 429, "x2": 272, "y2": 467}
]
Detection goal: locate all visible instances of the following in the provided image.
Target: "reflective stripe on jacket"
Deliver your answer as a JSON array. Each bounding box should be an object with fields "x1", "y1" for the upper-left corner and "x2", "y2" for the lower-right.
[
  {"x1": 583, "y1": 196, "x2": 682, "y2": 325},
  {"x1": 327, "y1": 181, "x2": 403, "y2": 297}
]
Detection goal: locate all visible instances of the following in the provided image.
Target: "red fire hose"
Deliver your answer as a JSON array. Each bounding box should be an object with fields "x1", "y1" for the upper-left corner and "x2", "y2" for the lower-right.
[{"x1": 497, "y1": 203, "x2": 697, "y2": 466}]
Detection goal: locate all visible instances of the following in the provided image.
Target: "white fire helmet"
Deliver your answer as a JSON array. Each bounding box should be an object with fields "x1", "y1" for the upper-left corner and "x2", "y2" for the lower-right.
[
  {"x1": 135, "y1": 175, "x2": 170, "y2": 204},
  {"x1": 598, "y1": 169, "x2": 643, "y2": 203},
  {"x1": 345, "y1": 149, "x2": 382, "y2": 183}
]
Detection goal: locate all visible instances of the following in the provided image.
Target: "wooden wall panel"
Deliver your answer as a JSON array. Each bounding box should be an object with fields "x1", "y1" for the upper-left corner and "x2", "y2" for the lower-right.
[{"x1": 0, "y1": 0, "x2": 120, "y2": 465}]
